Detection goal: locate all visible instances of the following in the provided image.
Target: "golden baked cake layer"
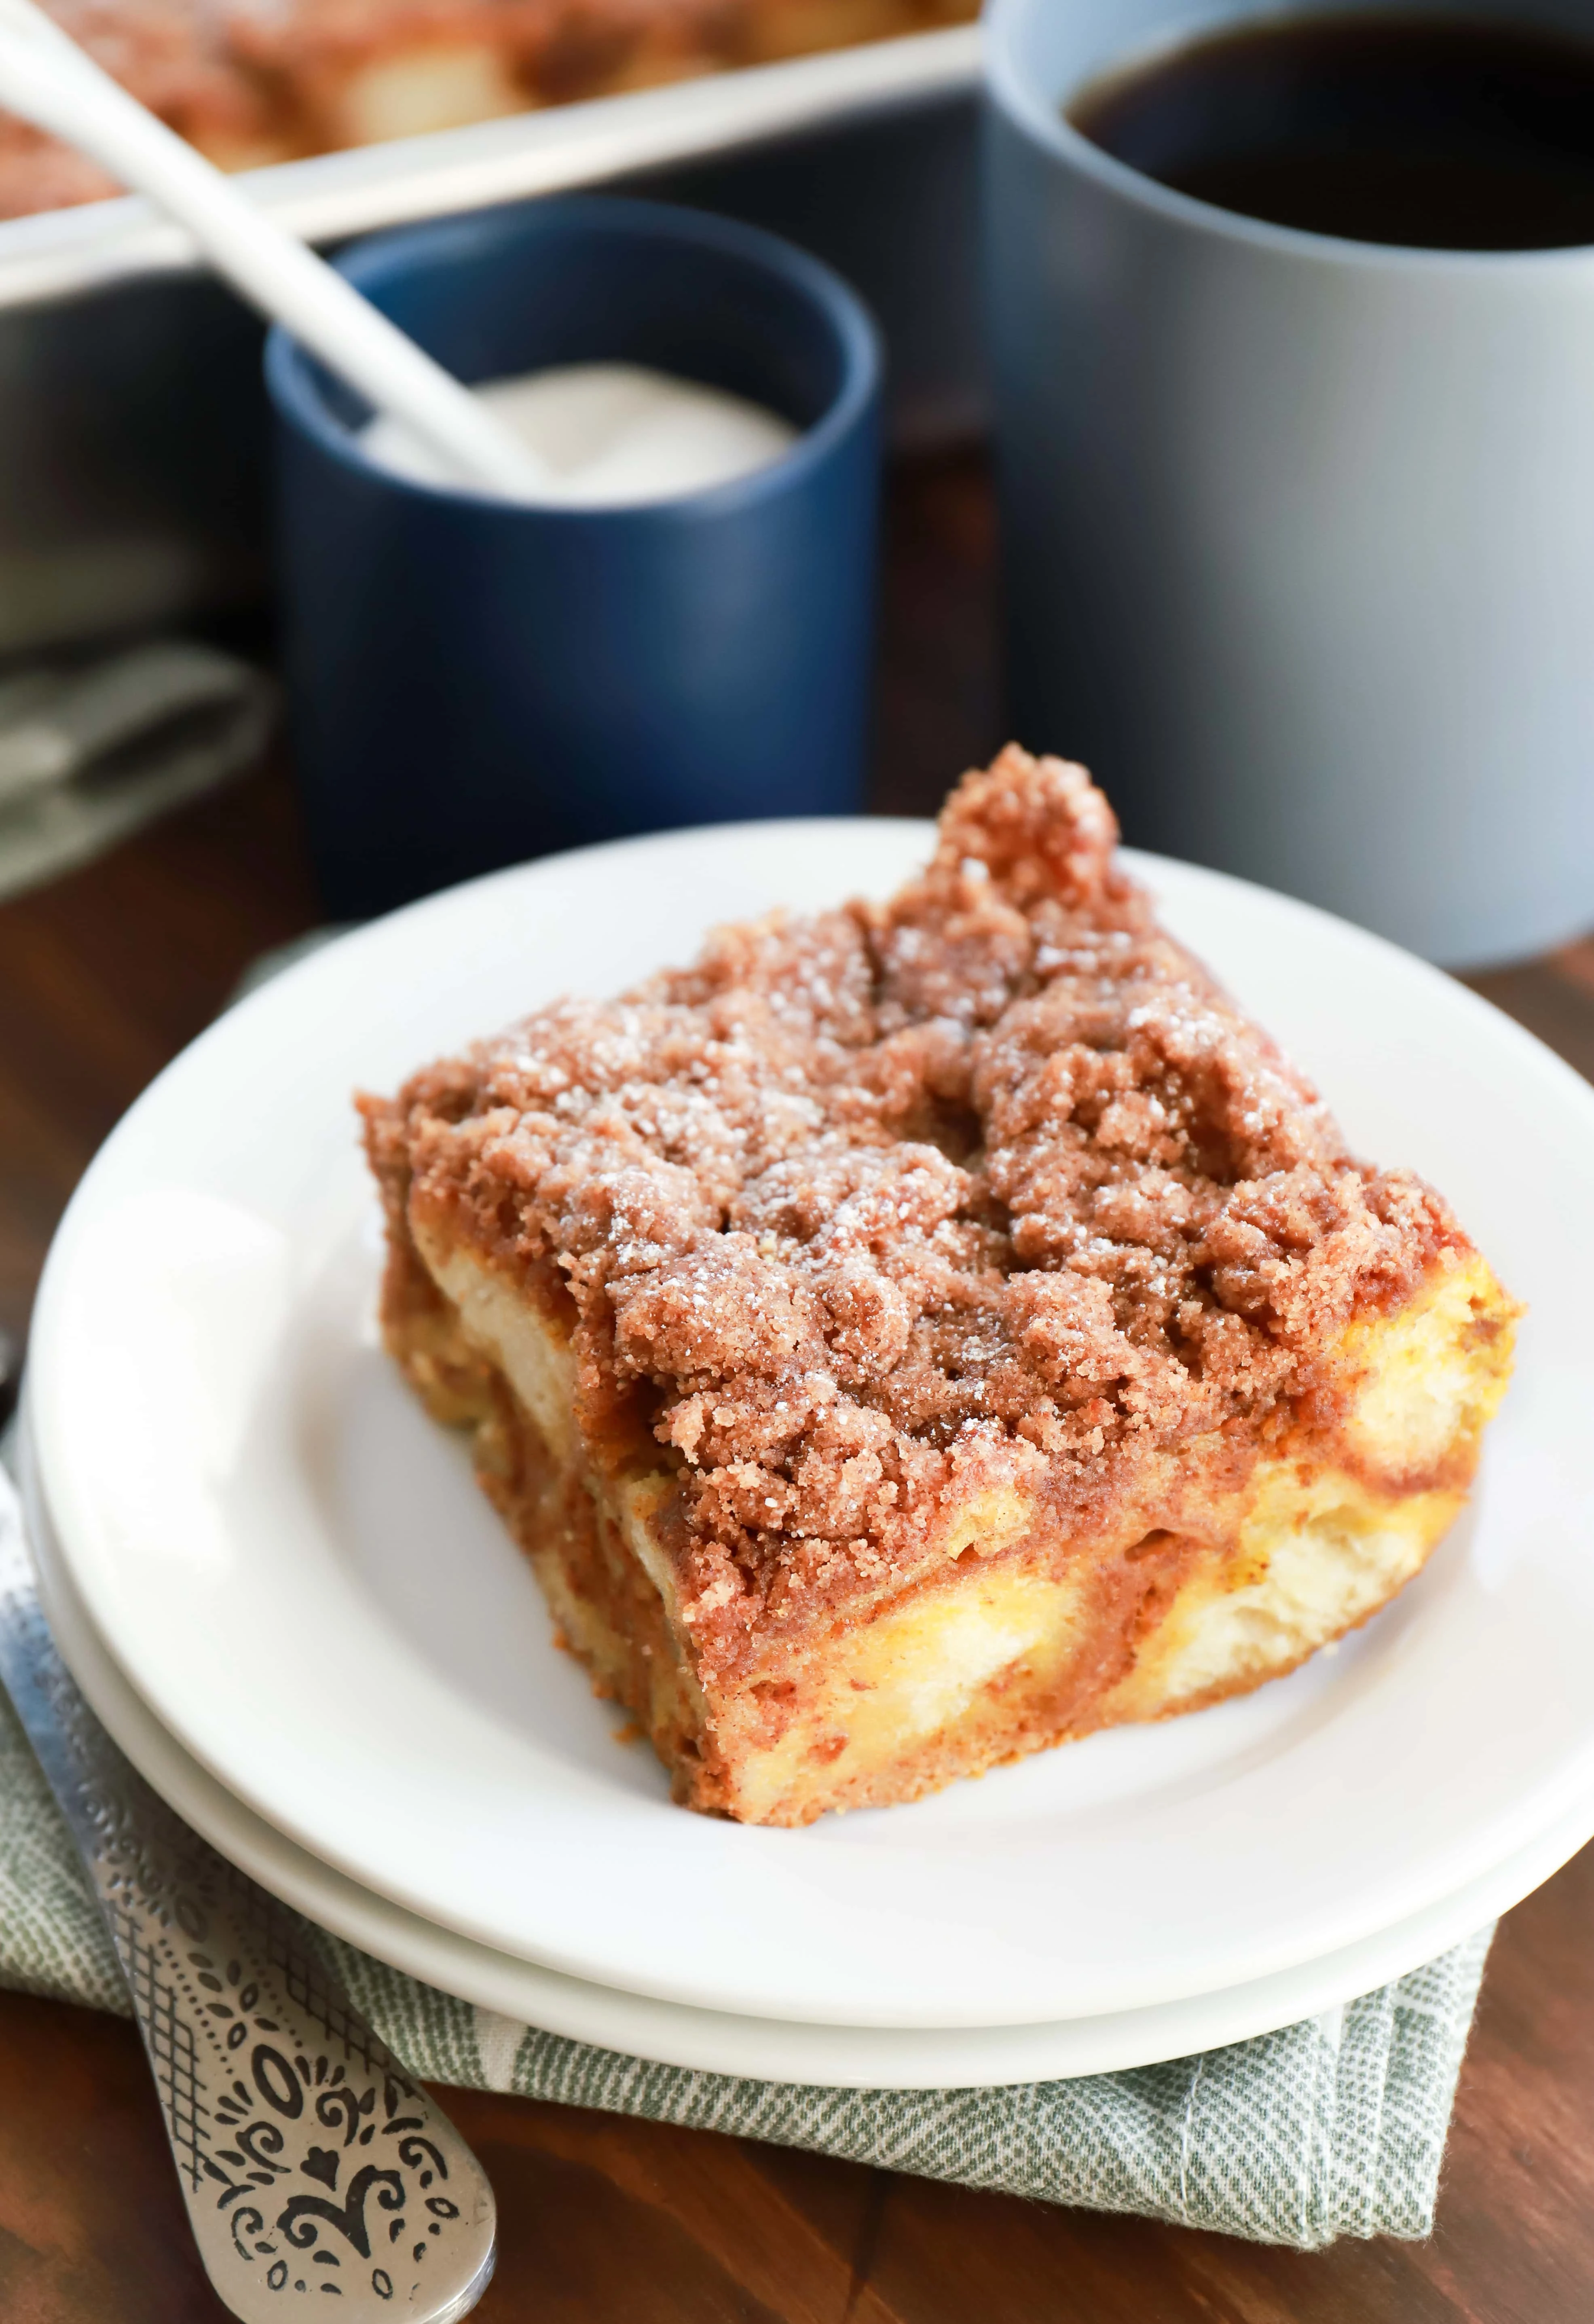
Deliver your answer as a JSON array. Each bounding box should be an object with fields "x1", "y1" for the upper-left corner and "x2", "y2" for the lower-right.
[
  {"x1": 362, "y1": 747, "x2": 1518, "y2": 1826},
  {"x1": 0, "y1": 0, "x2": 977, "y2": 218}
]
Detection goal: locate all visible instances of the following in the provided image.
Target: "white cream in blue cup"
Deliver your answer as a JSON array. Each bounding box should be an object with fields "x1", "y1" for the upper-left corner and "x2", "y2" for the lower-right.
[{"x1": 985, "y1": 0, "x2": 1594, "y2": 966}]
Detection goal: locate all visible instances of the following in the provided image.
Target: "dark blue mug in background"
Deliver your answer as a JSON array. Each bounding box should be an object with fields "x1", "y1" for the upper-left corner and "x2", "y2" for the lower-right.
[{"x1": 266, "y1": 195, "x2": 883, "y2": 918}]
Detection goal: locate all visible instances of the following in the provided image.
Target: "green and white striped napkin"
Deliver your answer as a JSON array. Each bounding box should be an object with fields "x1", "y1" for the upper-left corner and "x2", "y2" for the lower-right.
[{"x1": 0, "y1": 1669, "x2": 1489, "y2": 2250}]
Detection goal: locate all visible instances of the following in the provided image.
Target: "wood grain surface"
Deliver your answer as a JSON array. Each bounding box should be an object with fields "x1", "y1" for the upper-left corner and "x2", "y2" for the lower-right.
[{"x1": 2, "y1": 452, "x2": 1591, "y2": 2324}]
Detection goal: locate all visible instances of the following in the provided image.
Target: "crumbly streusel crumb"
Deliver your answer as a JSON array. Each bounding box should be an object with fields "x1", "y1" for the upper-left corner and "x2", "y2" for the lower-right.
[{"x1": 364, "y1": 746, "x2": 1466, "y2": 1676}]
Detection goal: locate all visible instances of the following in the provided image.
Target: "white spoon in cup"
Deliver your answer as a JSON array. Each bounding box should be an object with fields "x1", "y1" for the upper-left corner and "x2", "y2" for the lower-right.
[{"x1": 0, "y1": 0, "x2": 552, "y2": 497}]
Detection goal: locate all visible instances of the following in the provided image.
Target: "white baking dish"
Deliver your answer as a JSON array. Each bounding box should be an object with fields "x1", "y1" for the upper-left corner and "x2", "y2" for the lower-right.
[{"x1": 0, "y1": 25, "x2": 980, "y2": 308}]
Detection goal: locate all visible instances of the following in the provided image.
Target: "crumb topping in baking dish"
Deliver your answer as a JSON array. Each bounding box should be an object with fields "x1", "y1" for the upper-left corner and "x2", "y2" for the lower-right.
[{"x1": 0, "y1": 0, "x2": 979, "y2": 219}]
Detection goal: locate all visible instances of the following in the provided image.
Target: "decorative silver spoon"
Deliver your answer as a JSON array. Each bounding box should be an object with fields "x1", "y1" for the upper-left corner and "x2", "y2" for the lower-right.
[{"x1": 0, "y1": 1467, "x2": 497, "y2": 2322}]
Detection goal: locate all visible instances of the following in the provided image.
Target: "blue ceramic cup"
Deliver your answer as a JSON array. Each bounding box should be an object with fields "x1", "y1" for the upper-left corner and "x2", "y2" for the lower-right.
[{"x1": 266, "y1": 195, "x2": 882, "y2": 916}]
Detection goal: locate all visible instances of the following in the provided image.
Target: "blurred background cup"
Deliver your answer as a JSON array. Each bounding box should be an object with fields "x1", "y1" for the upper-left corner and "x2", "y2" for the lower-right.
[
  {"x1": 984, "y1": 0, "x2": 1594, "y2": 969},
  {"x1": 266, "y1": 193, "x2": 881, "y2": 919}
]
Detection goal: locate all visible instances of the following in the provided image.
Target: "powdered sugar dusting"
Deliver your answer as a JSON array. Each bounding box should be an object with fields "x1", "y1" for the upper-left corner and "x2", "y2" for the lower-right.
[{"x1": 364, "y1": 747, "x2": 1465, "y2": 1672}]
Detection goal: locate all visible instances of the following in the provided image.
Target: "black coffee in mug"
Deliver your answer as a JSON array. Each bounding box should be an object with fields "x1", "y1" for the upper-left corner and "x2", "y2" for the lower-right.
[{"x1": 1068, "y1": 11, "x2": 1594, "y2": 250}]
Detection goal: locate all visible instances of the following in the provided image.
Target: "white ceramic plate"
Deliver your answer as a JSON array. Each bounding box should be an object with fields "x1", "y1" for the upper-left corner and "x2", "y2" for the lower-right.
[
  {"x1": 27, "y1": 821, "x2": 1594, "y2": 2028},
  {"x1": 21, "y1": 1421, "x2": 1581, "y2": 2089}
]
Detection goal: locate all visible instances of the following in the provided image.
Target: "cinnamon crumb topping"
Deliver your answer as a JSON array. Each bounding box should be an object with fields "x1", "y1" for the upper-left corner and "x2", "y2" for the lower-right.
[{"x1": 364, "y1": 747, "x2": 1467, "y2": 1670}]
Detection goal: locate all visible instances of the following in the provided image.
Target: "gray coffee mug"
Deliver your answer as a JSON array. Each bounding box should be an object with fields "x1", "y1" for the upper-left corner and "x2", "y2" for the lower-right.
[{"x1": 985, "y1": 0, "x2": 1594, "y2": 967}]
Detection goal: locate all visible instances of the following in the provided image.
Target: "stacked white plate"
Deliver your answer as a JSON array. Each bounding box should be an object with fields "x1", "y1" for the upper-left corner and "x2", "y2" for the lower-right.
[{"x1": 22, "y1": 821, "x2": 1594, "y2": 2089}]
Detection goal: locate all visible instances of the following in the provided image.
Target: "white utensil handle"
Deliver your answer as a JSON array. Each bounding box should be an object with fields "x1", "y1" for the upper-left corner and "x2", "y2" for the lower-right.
[{"x1": 0, "y1": 0, "x2": 546, "y2": 497}]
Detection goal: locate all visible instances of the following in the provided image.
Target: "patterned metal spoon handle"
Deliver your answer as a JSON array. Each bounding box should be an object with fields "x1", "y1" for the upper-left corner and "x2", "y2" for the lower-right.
[{"x1": 0, "y1": 1469, "x2": 496, "y2": 2322}]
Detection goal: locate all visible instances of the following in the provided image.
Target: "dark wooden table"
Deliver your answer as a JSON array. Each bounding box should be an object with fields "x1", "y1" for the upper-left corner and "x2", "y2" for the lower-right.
[{"x1": 3, "y1": 452, "x2": 1593, "y2": 2324}]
